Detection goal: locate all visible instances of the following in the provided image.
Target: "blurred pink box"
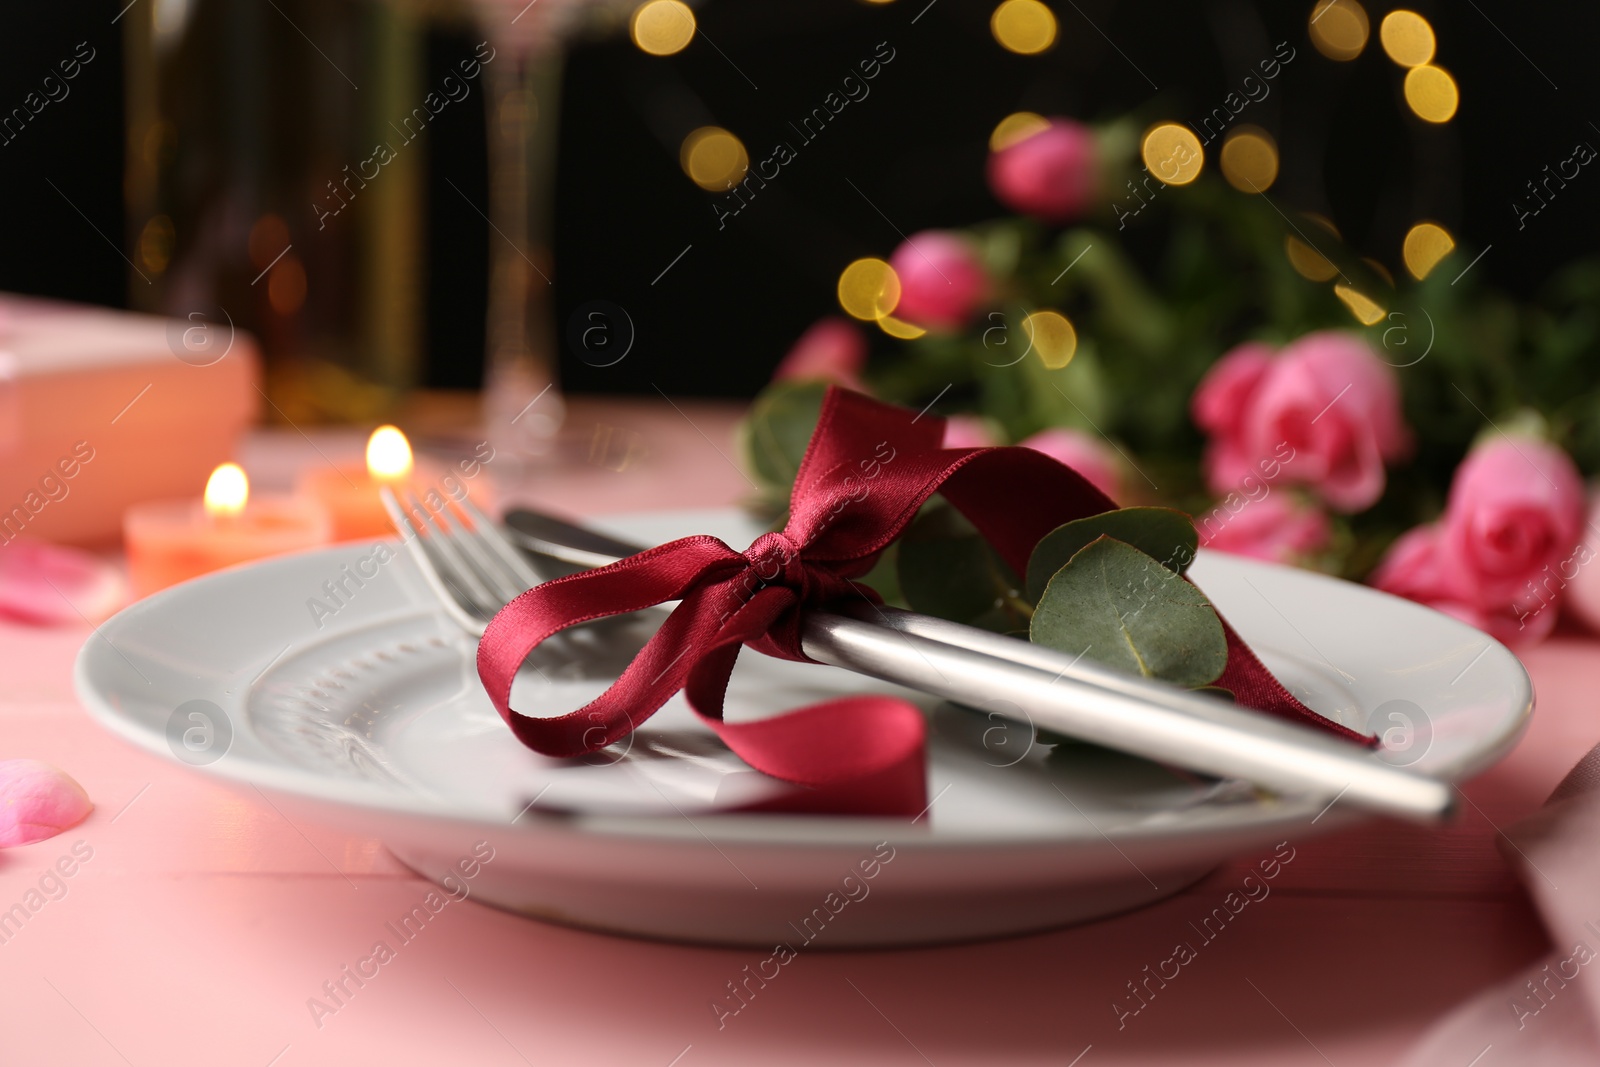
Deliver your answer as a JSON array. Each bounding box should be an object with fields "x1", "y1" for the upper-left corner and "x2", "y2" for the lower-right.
[{"x1": 0, "y1": 294, "x2": 259, "y2": 547}]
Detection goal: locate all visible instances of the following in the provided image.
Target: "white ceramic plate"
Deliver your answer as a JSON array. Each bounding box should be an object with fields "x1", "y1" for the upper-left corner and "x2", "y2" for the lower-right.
[{"x1": 77, "y1": 508, "x2": 1531, "y2": 946}]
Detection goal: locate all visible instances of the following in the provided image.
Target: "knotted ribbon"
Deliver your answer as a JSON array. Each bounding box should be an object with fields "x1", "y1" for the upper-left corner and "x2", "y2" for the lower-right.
[{"x1": 478, "y1": 387, "x2": 1370, "y2": 816}]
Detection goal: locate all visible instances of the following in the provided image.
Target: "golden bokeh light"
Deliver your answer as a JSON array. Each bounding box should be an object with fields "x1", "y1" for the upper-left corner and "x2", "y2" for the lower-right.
[
  {"x1": 991, "y1": 0, "x2": 1058, "y2": 55},
  {"x1": 204, "y1": 463, "x2": 249, "y2": 518},
  {"x1": 1334, "y1": 284, "x2": 1386, "y2": 326},
  {"x1": 138, "y1": 215, "x2": 175, "y2": 274},
  {"x1": 1285, "y1": 235, "x2": 1339, "y2": 281},
  {"x1": 1363, "y1": 257, "x2": 1396, "y2": 288},
  {"x1": 876, "y1": 314, "x2": 927, "y2": 340},
  {"x1": 1141, "y1": 123, "x2": 1205, "y2": 186},
  {"x1": 679, "y1": 126, "x2": 749, "y2": 192},
  {"x1": 1380, "y1": 10, "x2": 1435, "y2": 67},
  {"x1": 1309, "y1": 0, "x2": 1369, "y2": 61},
  {"x1": 990, "y1": 111, "x2": 1051, "y2": 152},
  {"x1": 1403, "y1": 221, "x2": 1456, "y2": 280},
  {"x1": 1405, "y1": 64, "x2": 1459, "y2": 123},
  {"x1": 1023, "y1": 310, "x2": 1077, "y2": 369},
  {"x1": 1220, "y1": 126, "x2": 1279, "y2": 193},
  {"x1": 267, "y1": 255, "x2": 307, "y2": 316},
  {"x1": 365, "y1": 425, "x2": 414, "y2": 482},
  {"x1": 838, "y1": 258, "x2": 902, "y2": 322},
  {"x1": 630, "y1": 0, "x2": 695, "y2": 56}
]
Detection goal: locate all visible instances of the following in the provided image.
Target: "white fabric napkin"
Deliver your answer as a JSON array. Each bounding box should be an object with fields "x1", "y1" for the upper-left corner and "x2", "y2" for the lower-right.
[{"x1": 1399, "y1": 746, "x2": 1600, "y2": 1065}]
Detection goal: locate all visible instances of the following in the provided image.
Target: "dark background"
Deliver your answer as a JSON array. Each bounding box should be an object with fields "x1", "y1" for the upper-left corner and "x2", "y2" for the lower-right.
[{"x1": 2, "y1": 0, "x2": 1595, "y2": 399}]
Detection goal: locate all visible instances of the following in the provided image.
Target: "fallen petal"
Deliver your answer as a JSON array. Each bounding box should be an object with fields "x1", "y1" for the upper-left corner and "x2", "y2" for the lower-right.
[
  {"x1": 0, "y1": 760, "x2": 93, "y2": 847},
  {"x1": 0, "y1": 541, "x2": 125, "y2": 626}
]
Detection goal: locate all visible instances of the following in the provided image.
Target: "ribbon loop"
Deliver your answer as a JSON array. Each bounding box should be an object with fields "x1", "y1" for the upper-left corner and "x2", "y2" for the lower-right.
[{"x1": 477, "y1": 386, "x2": 1363, "y2": 817}]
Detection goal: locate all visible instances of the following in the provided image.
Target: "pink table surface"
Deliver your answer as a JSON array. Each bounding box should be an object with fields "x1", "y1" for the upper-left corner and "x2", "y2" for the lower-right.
[{"x1": 2, "y1": 399, "x2": 1593, "y2": 1066}]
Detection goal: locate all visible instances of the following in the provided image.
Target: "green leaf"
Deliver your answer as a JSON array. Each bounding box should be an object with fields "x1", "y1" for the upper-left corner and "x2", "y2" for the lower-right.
[
  {"x1": 897, "y1": 501, "x2": 1029, "y2": 631},
  {"x1": 1025, "y1": 507, "x2": 1198, "y2": 600},
  {"x1": 1030, "y1": 536, "x2": 1227, "y2": 688},
  {"x1": 735, "y1": 380, "x2": 826, "y2": 508}
]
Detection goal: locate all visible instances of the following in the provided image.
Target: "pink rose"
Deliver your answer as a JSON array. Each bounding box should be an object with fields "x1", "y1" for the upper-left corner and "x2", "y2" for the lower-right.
[
  {"x1": 1196, "y1": 493, "x2": 1330, "y2": 564},
  {"x1": 0, "y1": 760, "x2": 92, "y2": 847},
  {"x1": 942, "y1": 415, "x2": 999, "y2": 449},
  {"x1": 986, "y1": 119, "x2": 1098, "y2": 223},
  {"x1": 1565, "y1": 491, "x2": 1600, "y2": 633},
  {"x1": 772, "y1": 317, "x2": 868, "y2": 389},
  {"x1": 1438, "y1": 435, "x2": 1585, "y2": 607},
  {"x1": 887, "y1": 232, "x2": 989, "y2": 332},
  {"x1": 1018, "y1": 427, "x2": 1121, "y2": 501},
  {"x1": 1371, "y1": 436, "x2": 1585, "y2": 646},
  {"x1": 1371, "y1": 524, "x2": 1560, "y2": 645},
  {"x1": 1194, "y1": 332, "x2": 1408, "y2": 512}
]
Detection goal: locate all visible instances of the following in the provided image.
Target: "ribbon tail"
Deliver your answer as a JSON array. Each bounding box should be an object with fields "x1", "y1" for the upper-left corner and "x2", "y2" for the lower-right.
[{"x1": 682, "y1": 587, "x2": 930, "y2": 817}]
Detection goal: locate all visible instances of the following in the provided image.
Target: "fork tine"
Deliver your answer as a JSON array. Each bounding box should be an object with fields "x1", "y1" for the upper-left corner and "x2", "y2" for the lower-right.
[
  {"x1": 454, "y1": 493, "x2": 549, "y2": 589},
  {"x1": 432, "y1": 493, "x2": 528, "y2": 605},
  {"x1": 403, "y1": 488, "x2": 504, "y2": 618},
  {"x1": 379, "y1": 486, "x2": 490, "y2": 636}
]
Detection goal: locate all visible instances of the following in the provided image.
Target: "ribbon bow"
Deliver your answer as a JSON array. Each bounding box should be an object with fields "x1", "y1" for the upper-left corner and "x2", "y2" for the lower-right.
[{"x1": 478, "y1": 387, "x2": 1363, "y2": 816}]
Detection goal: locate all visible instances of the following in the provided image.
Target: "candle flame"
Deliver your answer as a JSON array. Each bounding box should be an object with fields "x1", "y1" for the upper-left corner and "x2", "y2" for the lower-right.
[
  {"x1": 366, "y1": 425, "x2": 414, "y2": 482},
  {"x1": 204, "y1": 463, "x2": 249, "y2": 517}
]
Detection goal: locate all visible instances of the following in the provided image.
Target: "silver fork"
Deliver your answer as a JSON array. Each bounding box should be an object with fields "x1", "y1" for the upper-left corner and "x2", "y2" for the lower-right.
[
  {"x1": 379, "y1": 487, "x2": 1456, "y2": 822},
  {"x1": 379, "y1": 486, "x2": 551, "y2": 637}
]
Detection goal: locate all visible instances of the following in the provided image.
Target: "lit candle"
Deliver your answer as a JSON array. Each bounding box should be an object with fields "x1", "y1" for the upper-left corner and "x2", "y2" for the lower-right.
[
  {"x1": 123, "y1": 463, "x2": 332, "y2": 596},
  {"x1": 295, "y1": 425, "x2": 494, "y2": 542}
]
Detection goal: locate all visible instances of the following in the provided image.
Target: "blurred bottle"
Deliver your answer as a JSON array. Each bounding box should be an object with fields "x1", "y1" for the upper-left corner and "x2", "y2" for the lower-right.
[{"x1": 124, "y1": 0, "x2": 630, "y2": 461}]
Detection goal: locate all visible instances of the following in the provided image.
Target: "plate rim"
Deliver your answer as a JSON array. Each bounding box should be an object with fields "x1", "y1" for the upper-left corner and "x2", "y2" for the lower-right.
[{"x1": 74, "y1": 508, "x2": 1533, "y2": 852}]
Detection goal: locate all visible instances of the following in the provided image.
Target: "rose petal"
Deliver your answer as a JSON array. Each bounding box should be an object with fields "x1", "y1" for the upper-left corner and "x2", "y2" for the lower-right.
[
  {"x1": 0, "y1": 541, "x2": 125, "y2": 626},
  {"x1": 772, "y1": 317, "x2": 868, "y2": 389},
  {"x1": 1019, "y1": 427, "x2": 1121, "y2": 501},
  {"x1": 0, "y1": 760, "x2": 93, "y2": 847},
  {"x1": 942, "y1": 415, "x2": 999, "y2": 449}
]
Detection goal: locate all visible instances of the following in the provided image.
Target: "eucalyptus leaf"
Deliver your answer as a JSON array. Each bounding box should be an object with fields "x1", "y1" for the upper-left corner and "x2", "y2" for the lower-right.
[
  {"x1": 735, "y1": 380, "x2": 826, "y2": 507},
  {"x1": 897, "y1": 501, "x2": 1028, "y2": 631},
  {"x1": 1026, "y1": 507, "x2": 1198, "y2": 600},
  {"x1": 1030, "y1": 536, "x2": 1227, "y2": 688}
]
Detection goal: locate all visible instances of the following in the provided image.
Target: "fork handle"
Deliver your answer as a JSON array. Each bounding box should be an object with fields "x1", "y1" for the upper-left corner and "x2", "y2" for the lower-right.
[{"x1": 799, "y1": 611, "x2": 1452, "y2": 823}]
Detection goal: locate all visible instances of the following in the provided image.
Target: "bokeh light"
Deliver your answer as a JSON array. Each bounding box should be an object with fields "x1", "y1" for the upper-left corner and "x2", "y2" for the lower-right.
[
  {"x1": 631, "y1": 0, "x2": 695, "y2": 56},
  {"x1": 1220, "y1": 126, "x2": 1279, "y2": 193},
  {"x1": 204, "y1": 463, "x2": 249, "y2": 517},
  {"x1": 1309, "y1": 0, "x2": 1369, "y2": 61},
  {"x1": 1285, "y1": 236, "x2": 1339, "y2": 281},
  {"x1": 1405, "y1": 65, "x2": 1459, "y2": 123},
  {"x1": 990, "y1": 111, "x2": 1051, "y2": 152},
  {"x1": 838, "y1": 258, "x2": 902, "y2": 321},
  {"x1": 1141, "y1": 123, "x2": 1204, "y2": 186},
  {"x1": 1023, "y1": 311, "x2": 1077, "y2": 369},
  {"x1": 1334, "y1": 284, "x2": 1386, "y2": 326},
  {"x1": 1380, "y1": 10, "x2": 1435, "y2": 67},
  {"x1": 876, "y1": 314, "x2": 927, "y2": 339},
  {"x1": 991, "y1": 0, "x2": 1058, "y2": 55},
  {"x1": 138, "y1": 215, "x2": 175, "y2": 275},
  {"x1": 1403, "y1": 221, "x2": 1456, "y2": 280},
  {"x1": 267, "y1": 255, "x2": 307, "y2": 316},
  {"x1": 680, "y1": 126, "x2": 749, "y2": 191}
]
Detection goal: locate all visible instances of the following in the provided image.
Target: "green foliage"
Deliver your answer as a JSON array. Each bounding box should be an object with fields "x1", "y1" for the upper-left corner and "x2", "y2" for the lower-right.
[
  {"x1": 735, "y1": 379, "x2": 826, "y2": 516},
  {"x1": 896, "y1": 501, "x2": 1029, "y2": 633},
  {"x1": 1030, "y1": 536, "x2": 1228, "y2": 688},
  {"x1": 1025, "y1": 507, "x2": 1197, "y2": 599}
]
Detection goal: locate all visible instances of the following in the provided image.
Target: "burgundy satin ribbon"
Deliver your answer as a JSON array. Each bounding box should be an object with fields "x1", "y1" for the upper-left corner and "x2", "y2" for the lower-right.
[{"x1": 477, "y1": 387, "x2": 1370, "y2": 816}]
